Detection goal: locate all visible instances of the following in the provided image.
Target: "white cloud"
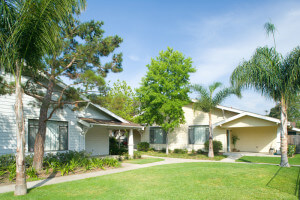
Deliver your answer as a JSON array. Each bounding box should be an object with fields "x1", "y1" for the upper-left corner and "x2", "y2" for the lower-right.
[
  {"x1": 128, "y1": 55, "x2": 140, "y2": 61},
  {"x1": 186, "y1": 3, "x2": 300, "y2": 114}
]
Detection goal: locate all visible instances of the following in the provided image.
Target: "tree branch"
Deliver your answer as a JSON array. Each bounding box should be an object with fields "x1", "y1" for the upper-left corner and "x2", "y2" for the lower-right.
[{"x1": 55, "y1": 56, "x2": 77, "y2": 76}]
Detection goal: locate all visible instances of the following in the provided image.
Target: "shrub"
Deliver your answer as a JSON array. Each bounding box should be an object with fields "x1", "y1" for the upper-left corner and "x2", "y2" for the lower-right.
[
  {"x1": 149, "y1": 148, "x2": 155, "y2": 151},
  {"x1": 288, "y1": 145, "x2": 296, "y2": 157},
  {"x1": 7, "y1": 164, "x2": 16, "y2": 181},
  {"x1": 26, "y1": 167, "x2": 38, "y2": 178},
  {"x1": 137, "y1": 142, "x2": 150, "y2": 151},
  {"x1": 173, "y1": 149, "x2": 188, "y2": 154},
  {"x1": 133, "y1": 151, "x2": 142, "y2": 159},
  {"x1": 0, "y1": 154, "x2": 15, "y2": 171},
  {"x1": 109, "y1": 137, "x2": 128, "y2": 155},
  {"x1": 197, "y1": 149, "x2": 204, "y2": 154},
  {"x1": 204, "y1": 140, "x2": 223, "y2": 154}
]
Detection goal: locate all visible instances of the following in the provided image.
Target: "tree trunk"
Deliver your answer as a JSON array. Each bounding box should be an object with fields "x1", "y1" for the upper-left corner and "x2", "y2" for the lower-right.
[
  {"x1": 32, "y1": 77, "x2": 55, "y2": 171},
  {"x1": 166, "y1": 132, "x2": 169, "y2": 155},
  {"x1": 280, "y1": 98, "x2": 290, "y2": 167},
  {"x1": 208, "y1": 111, "x2": 214, "y2": 158},
  {"x1": 14, "y1": 62, "x2": 27, "y2": 196}
]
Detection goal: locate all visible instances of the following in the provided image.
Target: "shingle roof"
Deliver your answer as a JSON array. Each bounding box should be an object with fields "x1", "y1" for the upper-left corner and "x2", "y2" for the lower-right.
[{"x1": 79, "y1": 117, "x2": 142, "y2": 127}]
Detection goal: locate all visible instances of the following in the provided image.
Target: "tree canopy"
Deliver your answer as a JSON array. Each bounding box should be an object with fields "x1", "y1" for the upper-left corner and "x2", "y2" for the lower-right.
[
  {"x1": 136, "y1": 47, "x2": 195, "y2": 153},
  {"x1": 89, "y1": 80, "x2": 139, "y2": 121}
]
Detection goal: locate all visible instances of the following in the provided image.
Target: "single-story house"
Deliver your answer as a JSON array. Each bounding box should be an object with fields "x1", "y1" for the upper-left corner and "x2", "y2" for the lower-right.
[
  {"x1": 140, "y1": 100, "x2": 300, "y2": 153},
  {"x1": 0, "y1": 72, "x2": 143, "y2": 156}
]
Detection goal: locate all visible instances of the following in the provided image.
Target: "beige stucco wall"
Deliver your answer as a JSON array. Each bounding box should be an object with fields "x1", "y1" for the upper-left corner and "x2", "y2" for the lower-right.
[
  {"x1": 222, "y1": 116, "x2": 277, "y2": 128},
  {"x1": 140, "y1": 104, "x2": 237, "y2": 152},
  {"x1": 140, "y1": 103, "x2": 280, "y2": 153},
  {"x1": 230, "y1": 126, "x2": 277, "y2": 152},
  {"x1": 85, "y1": 126, "x2": 109, "y2": 156}
]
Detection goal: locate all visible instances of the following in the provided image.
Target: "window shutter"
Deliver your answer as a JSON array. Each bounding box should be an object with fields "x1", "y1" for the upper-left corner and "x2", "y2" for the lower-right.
[
  {"x1": 205, "y1": 127, "x2": 209, "y2": 142},
  {"x1": 59, "y1": 125, "x2": 68, "y2": 150},
  {"x1": 163, "y1": 130, "x2": 167, "y2": 144},
  {"x1": 188, "y1": 127, "x2": 195, "y2": 144},
  {"x1": 150, "y1": 129, "x2": 155, "y2": 144}
]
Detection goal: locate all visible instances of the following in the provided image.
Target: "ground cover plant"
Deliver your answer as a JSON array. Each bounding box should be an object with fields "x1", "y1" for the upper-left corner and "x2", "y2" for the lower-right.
[
  {"x1": 124, "y1": 157, "x2": 164, "y2": 164},
  {"x1": 0, "y1": 162, "x2": 298, "y2": 199},
  {"x1": 140, "y1": 150, "x2": 226, "y2": 161},
  {"x1": 237, "y1": 154, "x2": 300, "y2": 165},
  {"x1": 0, "y1": 151, "x2": 120, "y2": 185}
]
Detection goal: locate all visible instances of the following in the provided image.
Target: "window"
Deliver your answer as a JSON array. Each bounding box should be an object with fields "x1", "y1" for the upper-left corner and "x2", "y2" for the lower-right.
[
  {"x1": 188, "y1": 125, "x2": 209, "y2": 144},
  {"x1": 28, "y1": 120, "x2": 68, "y2": 152},
  {"x1": 150, "y1": 127, "x2": 166, "y2": 144}
]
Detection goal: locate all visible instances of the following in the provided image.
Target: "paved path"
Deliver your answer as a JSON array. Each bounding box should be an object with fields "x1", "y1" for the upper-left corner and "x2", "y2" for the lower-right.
[{"x1": 0, "y1": 155, "x2": 295, "y2": 194}]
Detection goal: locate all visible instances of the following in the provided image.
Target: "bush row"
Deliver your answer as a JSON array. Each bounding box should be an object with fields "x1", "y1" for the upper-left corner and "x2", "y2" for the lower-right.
[
  {"x1": 0, "y1": 151, "x2": 120, "y2": 181},
  {"x1": 136, "y1": 140, "x2": 223, "y2": 154}
]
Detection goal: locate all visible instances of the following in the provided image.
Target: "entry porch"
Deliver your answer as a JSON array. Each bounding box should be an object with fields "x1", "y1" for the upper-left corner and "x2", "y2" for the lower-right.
[{"x1": 78, "y1": 118, "x2": 144, "y2": 157}]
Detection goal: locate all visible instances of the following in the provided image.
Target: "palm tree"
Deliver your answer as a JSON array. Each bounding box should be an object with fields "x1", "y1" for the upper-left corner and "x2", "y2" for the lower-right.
[
  {"x1": 230, "y1": 22, "x2": 300, "y2": 167},
  {"x1": 192, "y1": 82, "x2": 240, "y2": 158},
  {"x1": 0, "y1": 0, "x2": 85, "y2": 195}
]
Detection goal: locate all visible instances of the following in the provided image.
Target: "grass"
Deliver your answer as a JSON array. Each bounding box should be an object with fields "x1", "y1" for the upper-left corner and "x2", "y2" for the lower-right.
[
  {"x1": 1, "y1": 162, "x2": 298, "y2": 200},
  {"x1": 124, "y1": 158, "x2": 164, "y2": 164},
  {"x1": 237, "y1": 154, "x2": 300, "y2": 165},
  {"x1": 141, "y1": 151, "x2": 226, "y2": 161}
]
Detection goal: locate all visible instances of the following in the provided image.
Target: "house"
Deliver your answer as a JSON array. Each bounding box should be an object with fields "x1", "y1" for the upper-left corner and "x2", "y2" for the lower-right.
[
  {"x1": 140, "y1": 100, "x2": 300, "y2": 153},
  {"x1": 0, "y1": 73, "x2": 143, "y2": 156}
]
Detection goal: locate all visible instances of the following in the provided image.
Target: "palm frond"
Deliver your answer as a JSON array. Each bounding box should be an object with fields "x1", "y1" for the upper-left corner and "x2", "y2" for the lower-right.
[
  {"x1": 264, "y1": 22, "x2": 276, "y2": 37},
  {"x1": 230, "y1": 46, "x2": 282, "y2": 101},
  {"x1": 209, "y1": 82, "x2": 222, "y2": 96},
  {"x1": 212, "y1": 87, "x2": 238, "y2": 106}
]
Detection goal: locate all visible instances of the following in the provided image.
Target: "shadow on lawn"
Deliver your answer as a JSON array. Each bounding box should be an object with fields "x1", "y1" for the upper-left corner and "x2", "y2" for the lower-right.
[
  {"x1": 266, "y1": 166, "x2": 300, "y2": 198},
  {"x1": 27, "y1": 171, "x2": 58, "y2": 193},
  {"x1": 297, "y1": 167, "x2": 300, "y2": 200},
  {"x1": 236, "y1": 158, "x2": 252, "y2": 163}
]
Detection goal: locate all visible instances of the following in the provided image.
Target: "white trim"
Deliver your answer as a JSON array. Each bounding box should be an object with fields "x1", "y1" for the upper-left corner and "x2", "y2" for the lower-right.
[
  {"x1": 90, "y1": 123, "x2": 144, "y2": 129},
  {"x1": 213, "y1": 111, "x2": 280, "y2": 127},
  {"x1": 291, "y1": 127, "x2": 300, "y2": 133}
]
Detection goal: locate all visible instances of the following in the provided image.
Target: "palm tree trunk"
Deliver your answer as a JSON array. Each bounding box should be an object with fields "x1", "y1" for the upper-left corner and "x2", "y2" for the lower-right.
[
  {"x1": 14, "y1": 61, "x2": 27, "y2": 196},
  {"x1": 32, "y1": 76, "x2": 55, "y2": 171},
  {"x1": 208, "y1": 111, "x2": 214, "y2": 158},
  {"x1": 280, "y1": 97, "x2": 290, "y2": 167}
]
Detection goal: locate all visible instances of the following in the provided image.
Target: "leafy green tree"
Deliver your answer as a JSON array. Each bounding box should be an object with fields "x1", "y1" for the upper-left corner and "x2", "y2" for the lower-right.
[
  {"x1": 136, "y1": 47, "x2": 196, "y2": 154},
  {"x1": 269, "y1": 96, "x2": 300, "y2": 128},
  {"x1": 192, "y1": 82, "x2": 240, "y2": 157},
  {"x1": 90, "y1": 80, "x2": 139, "y2": 121},
  {"x1": 230, "y1": 22, "x2": 300, "y2": 167},
  {"x1": 0, "y1": 0, "x2": 85, "y2": 195},
  {"x1": 25, "y1": 18, "x2": 123, "y2": 171}
]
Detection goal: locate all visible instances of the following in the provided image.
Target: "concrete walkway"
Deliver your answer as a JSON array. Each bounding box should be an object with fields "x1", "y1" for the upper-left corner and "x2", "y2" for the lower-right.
[
  {"x1": 0, "y1": 154, "x2": 292, "y2": 194},
  {"x1": 221, "y1": 152, "x2": 280, "y2": 162}
]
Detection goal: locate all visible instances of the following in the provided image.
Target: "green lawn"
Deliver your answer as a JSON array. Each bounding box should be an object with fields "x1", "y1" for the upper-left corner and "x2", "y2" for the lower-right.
[
  {"x1": 141, "y1": 151, "x2": 226, "y2": 161},
  {"x1": 124, "y1": 158, "x2": 164, "y2": 164},
  {"x1": 237, "y1": 154, "x2": 300, "y2": 165},
  {"x1": 0, "y1": 163, "x2": 298, "y2": 199}
]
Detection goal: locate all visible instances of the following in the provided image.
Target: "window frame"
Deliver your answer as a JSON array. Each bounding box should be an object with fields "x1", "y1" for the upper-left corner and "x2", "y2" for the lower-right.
[
  {"x1": 188, "y1": 125, "x2": 209, "y2": 145},
  {"x1": 28, "y1": 119, "x2": 69, "y2": 152}
]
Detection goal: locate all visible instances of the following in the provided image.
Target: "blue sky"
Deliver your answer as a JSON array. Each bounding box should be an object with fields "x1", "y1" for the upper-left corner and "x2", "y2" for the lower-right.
[{"x1": 80, "y1": 0, "x2": 300, "y2": 115}]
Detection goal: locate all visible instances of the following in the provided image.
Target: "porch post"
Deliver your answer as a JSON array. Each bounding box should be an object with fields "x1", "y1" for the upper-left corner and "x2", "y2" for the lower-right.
[{"x1": 128, "y1": 129, "x2": 134, "y2": 158}]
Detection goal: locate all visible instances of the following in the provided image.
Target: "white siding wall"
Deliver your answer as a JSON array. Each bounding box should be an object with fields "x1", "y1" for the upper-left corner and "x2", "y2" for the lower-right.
[
  {"x1": 141, "y1": 104, "x2": 235, "y2": 152},
  {"x1": 0, "y1": 74, "x2": 86, "y2": 155},
  {"x1": 77, "y1": 105, "x2": 115, "y2": 120},
  {"x1": 85, "y1": 126, "x2": 109, "y2": 155}
]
